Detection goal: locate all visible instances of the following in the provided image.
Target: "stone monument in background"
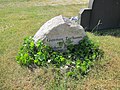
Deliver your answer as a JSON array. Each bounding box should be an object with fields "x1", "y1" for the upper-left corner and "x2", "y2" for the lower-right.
[{"x1": 79, "y1": 0, "x2": 120, "y2": 31}]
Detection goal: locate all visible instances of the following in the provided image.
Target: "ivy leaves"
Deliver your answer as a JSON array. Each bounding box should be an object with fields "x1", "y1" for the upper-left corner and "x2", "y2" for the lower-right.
[{"x1": 16, "y1": 36, "x2": 104, "y2": 76}]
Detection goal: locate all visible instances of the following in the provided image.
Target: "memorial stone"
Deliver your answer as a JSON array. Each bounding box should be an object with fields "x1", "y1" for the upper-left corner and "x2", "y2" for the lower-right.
[
  {"x1": 33, "y1": 15, "x2": 86, "y2": 51},
  {"x1": 79, "y1": 0, "x2": 120, "y2": 30}
]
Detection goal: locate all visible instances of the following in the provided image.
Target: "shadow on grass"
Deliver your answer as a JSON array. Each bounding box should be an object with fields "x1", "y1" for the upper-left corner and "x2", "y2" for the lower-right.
[{"x1": 91, "y1": 28, "x2": 120, "y2": 37}]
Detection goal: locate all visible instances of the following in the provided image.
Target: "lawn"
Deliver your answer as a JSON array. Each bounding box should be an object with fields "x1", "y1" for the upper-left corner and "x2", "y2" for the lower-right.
[{"x1": 0, "y1": 0, "x2": 120, "y2": 90}]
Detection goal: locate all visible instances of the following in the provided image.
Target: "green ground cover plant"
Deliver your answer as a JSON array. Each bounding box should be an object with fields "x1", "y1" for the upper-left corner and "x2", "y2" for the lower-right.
[{"x1": 16, "y1": 36, "x2": 103, "y2": 76}]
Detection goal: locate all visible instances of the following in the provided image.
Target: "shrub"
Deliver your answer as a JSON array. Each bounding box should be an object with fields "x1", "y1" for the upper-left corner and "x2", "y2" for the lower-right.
[{"x1": 16, "y1": 36, "x2": 104, "y2": 76}]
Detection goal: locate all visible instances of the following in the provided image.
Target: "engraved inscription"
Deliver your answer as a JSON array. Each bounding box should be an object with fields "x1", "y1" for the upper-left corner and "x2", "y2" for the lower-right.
[
  {"x1": 47, "y1": 36, "x2": 83, "y2": 42},
  {"x1": 46, "y1": 36, "x2": 83, "y2": 50}
]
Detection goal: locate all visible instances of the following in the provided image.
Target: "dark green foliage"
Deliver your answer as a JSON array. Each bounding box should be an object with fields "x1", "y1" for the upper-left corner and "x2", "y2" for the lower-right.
[{"x1": 16, "y1": 36, "x2": 104, "y2": 75}]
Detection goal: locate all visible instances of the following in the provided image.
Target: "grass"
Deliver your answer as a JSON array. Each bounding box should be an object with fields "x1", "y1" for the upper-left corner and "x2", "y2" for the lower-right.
[{"x1": 0, "y1": 0, "x2": 120, "y2": 90}]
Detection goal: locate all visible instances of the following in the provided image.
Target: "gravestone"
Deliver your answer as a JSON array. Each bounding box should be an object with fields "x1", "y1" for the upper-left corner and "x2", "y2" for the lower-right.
[
  {"x1": 79, "y1": 0, "x2": 120, "y2": 30},
  {"x1": 33, "y1": 15, "x2": 86, "y2": 51}
]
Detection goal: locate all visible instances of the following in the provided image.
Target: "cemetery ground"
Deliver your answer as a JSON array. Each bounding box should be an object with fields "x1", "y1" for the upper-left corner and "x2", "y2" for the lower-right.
[{"x1": 0, "y1": 0, "x2": 120, "y2": 90}]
